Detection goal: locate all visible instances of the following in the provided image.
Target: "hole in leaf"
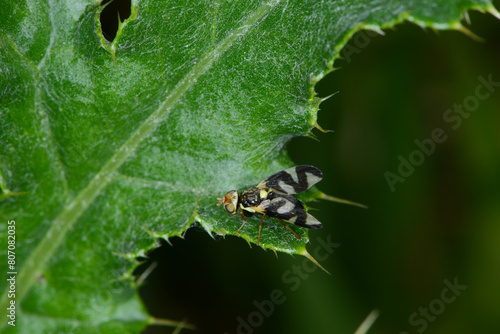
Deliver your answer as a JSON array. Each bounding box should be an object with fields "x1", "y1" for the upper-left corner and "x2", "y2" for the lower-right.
[{"x1": 100, "y1": 0, "x2": 131, "y2": 42}]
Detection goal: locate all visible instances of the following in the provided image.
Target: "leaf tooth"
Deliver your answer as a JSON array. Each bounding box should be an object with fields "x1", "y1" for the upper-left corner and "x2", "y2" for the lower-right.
[
  {"x1": 299, "y1": 249, "x2": 331, "y2": 275},
  {"x1": 149, "y1": 317, "x2": 196, "y2": 331},
  {"x1": 0, "y1": 172, "x2": 29, "y2": 200},
  {"x1": 318, "y1": 92, "x2": 338, "y2": 104},
  {"x1": 354, "y1": 309, "x2": 381, "y2": 334},
  {"x1": 303, "y1": 131, "x2": 319, "y2": 141},
  {"x1": 362, "y1": 25, "x2": 386, "y2": 36},
  {"x1": 112, "y1": 250, "x2": 142, "y2": 261},
  {"x1": 487, "y1": 6, "x2": 500, "y2": 21},
  {"x1": 110, "y1": 271, "x2": 132, "y2": 283},
  {"x1": 135, "y1": 261, "x2": 159, "y2": 287},
  {"x1": 454, "y1": 23, "x2": 484, "y2": 42},
  {"x1": 142, "y1": 226, "x2": 162, "y2": 242},
  {"x1": 161, "y1": 235, "x2": 174, "y2": 245},
  {"x1": 319, "y1": 191, "x2": 368, "y2": 209},
  {"x1": 312, "y1": 120, "x2": 333, "y2": 134}
]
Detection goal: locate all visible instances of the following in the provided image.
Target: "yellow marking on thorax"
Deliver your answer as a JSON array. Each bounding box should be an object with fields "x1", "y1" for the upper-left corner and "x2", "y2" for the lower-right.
[
  {"x1": 241, "y1": 204, "x2": 256, "y2": 212},
  {"x1": 260, "y1": 189, "x2": 268, "y2": 199}
]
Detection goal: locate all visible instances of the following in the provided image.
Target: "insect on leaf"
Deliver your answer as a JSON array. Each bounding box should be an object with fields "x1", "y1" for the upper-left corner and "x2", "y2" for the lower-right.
[{"x1": 0, "y1": 0, "x2": 496, "y2": 332}]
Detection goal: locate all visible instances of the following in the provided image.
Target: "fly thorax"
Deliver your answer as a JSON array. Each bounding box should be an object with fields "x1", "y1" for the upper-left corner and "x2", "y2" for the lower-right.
[{"x1": 240, "y1": 187, "x2": 262, "y2": 208}]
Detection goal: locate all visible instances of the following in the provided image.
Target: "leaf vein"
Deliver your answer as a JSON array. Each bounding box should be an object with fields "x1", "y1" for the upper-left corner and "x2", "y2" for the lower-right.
[{"x1": 1, "y1": 0, "x2": 282, "y2": 316}]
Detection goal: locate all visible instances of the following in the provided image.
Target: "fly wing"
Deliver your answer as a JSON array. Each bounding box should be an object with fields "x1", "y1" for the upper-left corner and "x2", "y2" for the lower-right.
[
  {"x1": 256, "y1": 165, "x2": 323, "y2": 195},
  {"x1": 265, "y1": 193, "x2": 323, "y2": 229}
]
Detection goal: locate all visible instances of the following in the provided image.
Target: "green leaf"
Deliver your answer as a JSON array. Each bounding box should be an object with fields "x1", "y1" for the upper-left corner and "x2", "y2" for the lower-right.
[{"x1": 0, "y1": 0, "x2": 497, "y2": 332}]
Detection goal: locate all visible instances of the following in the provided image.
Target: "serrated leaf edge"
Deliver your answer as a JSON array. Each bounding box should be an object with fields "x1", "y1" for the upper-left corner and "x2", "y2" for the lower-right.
[
  {"x1": 1, "y1": 2, "x2": 497, "y2": 331},
  {"x1": 0, "y1": 0, "x2": 284, "y2": 326}
]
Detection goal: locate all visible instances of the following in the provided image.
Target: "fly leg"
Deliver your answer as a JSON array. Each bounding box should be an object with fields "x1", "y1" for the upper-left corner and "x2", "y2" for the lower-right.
[
  {"x1": 277, "y1": 218, "x2": 302, "y2": 240},
  {"x1": 235, "y1": 210, "x2": 248, "y2": 234},
  {"x1": 257, "y1": 213, "x2": 266, "y2": 246}
]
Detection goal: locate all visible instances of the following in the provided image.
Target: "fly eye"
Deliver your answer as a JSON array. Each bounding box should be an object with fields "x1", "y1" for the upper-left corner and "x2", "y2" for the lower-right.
[{"x1": 225, "y1": 203, "x2": 235, "y2": 213}]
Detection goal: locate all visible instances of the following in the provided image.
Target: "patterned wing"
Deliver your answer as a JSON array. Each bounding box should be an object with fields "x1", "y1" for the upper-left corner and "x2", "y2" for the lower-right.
[
  {"x1": 256, "y1": 165, "x2": 323, "y2": 195},
  {"x1": 265, "y1": 192, "x2": 322, "y2": 229}
]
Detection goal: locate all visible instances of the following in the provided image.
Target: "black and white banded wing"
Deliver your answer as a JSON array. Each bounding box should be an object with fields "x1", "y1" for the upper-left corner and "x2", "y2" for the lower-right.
[
  {"x1": 265, "y1": 193, "x2": 323, "y2": 230},
  {"x1": 257, "y1": 165, "x2": 323, "y2": 195}
]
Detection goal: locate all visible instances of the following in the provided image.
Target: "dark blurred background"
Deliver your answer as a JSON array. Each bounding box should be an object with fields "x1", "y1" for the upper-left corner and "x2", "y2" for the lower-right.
[{"x1": 138, "y1": 7, "x2": 500, "y2": 334}]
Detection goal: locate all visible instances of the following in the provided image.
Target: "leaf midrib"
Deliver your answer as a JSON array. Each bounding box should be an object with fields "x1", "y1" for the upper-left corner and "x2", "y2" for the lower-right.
[{"x1": 0, "y1": 0, "x2": 280, "y2": 325}]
